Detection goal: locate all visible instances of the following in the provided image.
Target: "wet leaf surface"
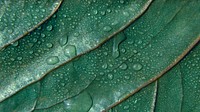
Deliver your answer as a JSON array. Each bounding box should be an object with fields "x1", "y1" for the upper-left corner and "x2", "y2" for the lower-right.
[
  {"x1": 0, "y1": 0, "x2": 200, "y2": 112},
  {"x1": 0, "y1": 0, "x2": 62, "y2": 48},
  {"x1": 0, "y1": 0, "x2": 152, "y2": 102}
]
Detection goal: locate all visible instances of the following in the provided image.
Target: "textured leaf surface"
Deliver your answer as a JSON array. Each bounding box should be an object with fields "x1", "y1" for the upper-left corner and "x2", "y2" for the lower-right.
[
  {"x1": 180, "y1": 44, "x2": 200, "y2": 112},
  {"x1": 0, "y1": 0, "x2": 152, "y2": 102},
  {"x1": 112, "y1": 82, "x2": 157, "y2": 112},
  {"x1": 155, "y1": 65, "x2": 183, "y2": 112},
  {"x1": 0, "y1": 82, "x2": 40, "y2": 112},
  {"x1": 0, "y1": 0, "x2": 200, "y2": 112},
  {"x1": 0, "y1": 0, "x2": 62, "y2": 48},
  {"x1": 32, "y1": 0, "x2": 200, "y2": 111}
]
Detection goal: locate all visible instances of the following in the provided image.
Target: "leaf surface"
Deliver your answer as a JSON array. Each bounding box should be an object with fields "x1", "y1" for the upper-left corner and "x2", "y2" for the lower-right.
[
  {"x1": 0, "y1": 0, "x2": 152, "y2": 102},
  {"x1": 0, "y1": 0, "x2": 62, "y2": 48}
]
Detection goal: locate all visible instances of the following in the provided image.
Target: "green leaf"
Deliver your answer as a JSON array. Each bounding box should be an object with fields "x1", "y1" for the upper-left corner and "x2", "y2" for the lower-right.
[
  {"x1": 110, "y1": 44, "x2": 200, "y2": 111},
  {"x1": 155, "y1": 65, "x2": 183, "y2": 112},
  {"x1": 180, "y1": 44, "x2": 200, "y2": 112},
  {"x1": 0, "y1": 0, "x2": 62, "y2": 48},
  {"x1": 0, "y1": 0, "x2": 152, "y2": 102},
  {"x1": 0, "y1": 82, "x2": 40, "y2": 112},
  {"x1": 1, "y1": 0, "x2": 200, "y2": 112},
  {"x1": 112, "y1": 82, "x2": 157, "y2": 112}
]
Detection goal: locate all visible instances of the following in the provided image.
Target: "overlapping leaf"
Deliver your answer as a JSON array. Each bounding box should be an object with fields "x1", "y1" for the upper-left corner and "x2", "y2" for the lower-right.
[{"x1": 0, "y1": 0, "x2": 152, "y2": 102}]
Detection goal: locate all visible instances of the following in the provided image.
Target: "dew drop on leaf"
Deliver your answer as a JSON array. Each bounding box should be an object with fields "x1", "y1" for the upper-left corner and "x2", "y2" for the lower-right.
[
  {"x1": 11, "y1": 41, "x2": 19, "y2": 47},
  {"x1": 46, "y1": 56, "x2": 59, "y2": 65},
  {"x1": 63, "y1": 45, "x2": 77, "y2": 58},
  {"x1": 46, "y1": 25, "x2": 53, "y2": 31},
  {"x1": 46, "y1": 43, "x2": 53, "y2": 48},
  {"x1": 133, "y1": 63, "x2": 143, "y2": 71},
  {"x1": 112, "y1": 32, "x2": 126, "y2": 58},
  {"x1": 119, "y1": 63, "x2": 128, "y2": 70},
  {"x1": 103, "y1": 26, "x2": 112, "y2": 32},
  {"x1": 59, "y1": 36, "x2": 68, "y2": 46},
  {"x1": 102, "y1": 63, "x2": 108, "y2": 69},
  {"x1": 108, "y1": 74, "x2": 114, "y2": 80}
]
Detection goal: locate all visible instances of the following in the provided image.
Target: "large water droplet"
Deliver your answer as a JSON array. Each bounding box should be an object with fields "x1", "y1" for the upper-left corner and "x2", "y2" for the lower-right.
[
  {"x1": 103, "y1": 26, "x2": 112, "y2": 32},
  {"x1": 133, "y1": 63, "x2": 143, "y2": 71},
  {"x1": 64, "y1": 91, "x2": 92, "y2": 112},
  {"x1": 64, "y1": 45, "x2": 77, "y2": 58},
  {"x1": 59, "y1": 36, "x2": 68, "y2": 46},
  {"x1": 46, "y1": 56, "x2": 59, "y2": 65},
  {"x1": 112, "y1": 32, "x2": 126, "y2": 58}
]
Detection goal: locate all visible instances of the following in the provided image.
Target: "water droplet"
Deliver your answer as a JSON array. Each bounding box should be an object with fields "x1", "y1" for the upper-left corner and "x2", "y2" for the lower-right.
[
  {"x1": 64, "y1": 45, "x2": 77, "y2": 58},
  {"x1": 17, "y1": 57, "x2": 23, "y2": 60},
  {"x1": 46, "y1": 56, "x2": 59, "y2": 65},
  {"x1": 46, "y1": 25, "x2": 53, "y2": 31},
  {"x1": 93, "y1": 9, "x2": 98, "y2": 15},
  {"x1": 112, "y1": 51, "x2": 119, "y2": 59},
  {"x1": 119, "y1": 63, "x2": 128, "y2": 70},
  {"x1": 46, "y1": 43, "x2": 53, "y2": 48},
  {"x1": 59, "y1": 36, "x2": 68, "y2": 46},
  {"x1": 100, "y1": 11, "x2": 106, "y2": 15},
  {"x1": 8, "y1": 29, "x2": 13, "y2": 34},
  {"x1": 11, "y1": 41, "x2": 19, "y2": 47},
  {"x1": 133, "y1": 63, "x2": 143, "y2": 71},
  {"x1": 112, "y1": 32, "x2": 126, "y2": 58},
  {"x1": 108, "y1": 74, "x2": 114, "y2": 80},
  {"x1": 102, "y1": 63, "x2": 108, "y2": 69},
  {"x1": 41, "y1": 33, "x2": 46, "y2": 38},
  {"x1": 103, "y1": 26, "x2": 112, "y2": 32},
  {"x1": 120, "y1": 0, "x2": 125, "y2": 4},
  {"x1": 64, "y1": 91, "x2": 92, "y2": 112}
]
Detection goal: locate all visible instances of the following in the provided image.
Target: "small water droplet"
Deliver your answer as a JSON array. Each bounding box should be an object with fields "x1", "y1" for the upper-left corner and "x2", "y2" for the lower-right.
[
  {"x1": 103, "y1": 26, "x2": 112, "y2": 32},
  {"x1": 93, "y1": 9, "x2": 98, "y2": 15},
  {"x1": 120, "y1": 0, "x2": 125, "y2": 4},
  {"x1": 46, "y1": 43, "x2": 53, "y2": 48},
  {"x1": 102, "y1": 63, "x2": 108, "y2": 69},
  {"x1": 119, "y1": 63, "x2": 128, "y2": 70},
  {"x1": 59, "y1": 36, "x2": 68, "y2": 46},
  {"x1": 17, "y1": 57, "x2": 23, "y2": 60},
  {"x1": 46, "y1": 56, "x2": 59, "y2": 65},
  {"x1": 133, "y1": 63, "x2": 143, "y2": 71},
  {"x1": 123, "y1": 11, "x2": 129, "y2": 17},
  {"x1": 100, "y1": 11, "x2": 106, "y2": 15},
  {"x1": 46, "y1": 25, "x2": 53, "y2": 31},
  {"x1": 64, "y1": 45, "x2": 77, "y2": 58},
  {"x1": 108, "y1": 74, "x2": 114, "y2": 80},
  {"x1": 11, "y1": 41, "x2": 19, "y2": 47}
]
